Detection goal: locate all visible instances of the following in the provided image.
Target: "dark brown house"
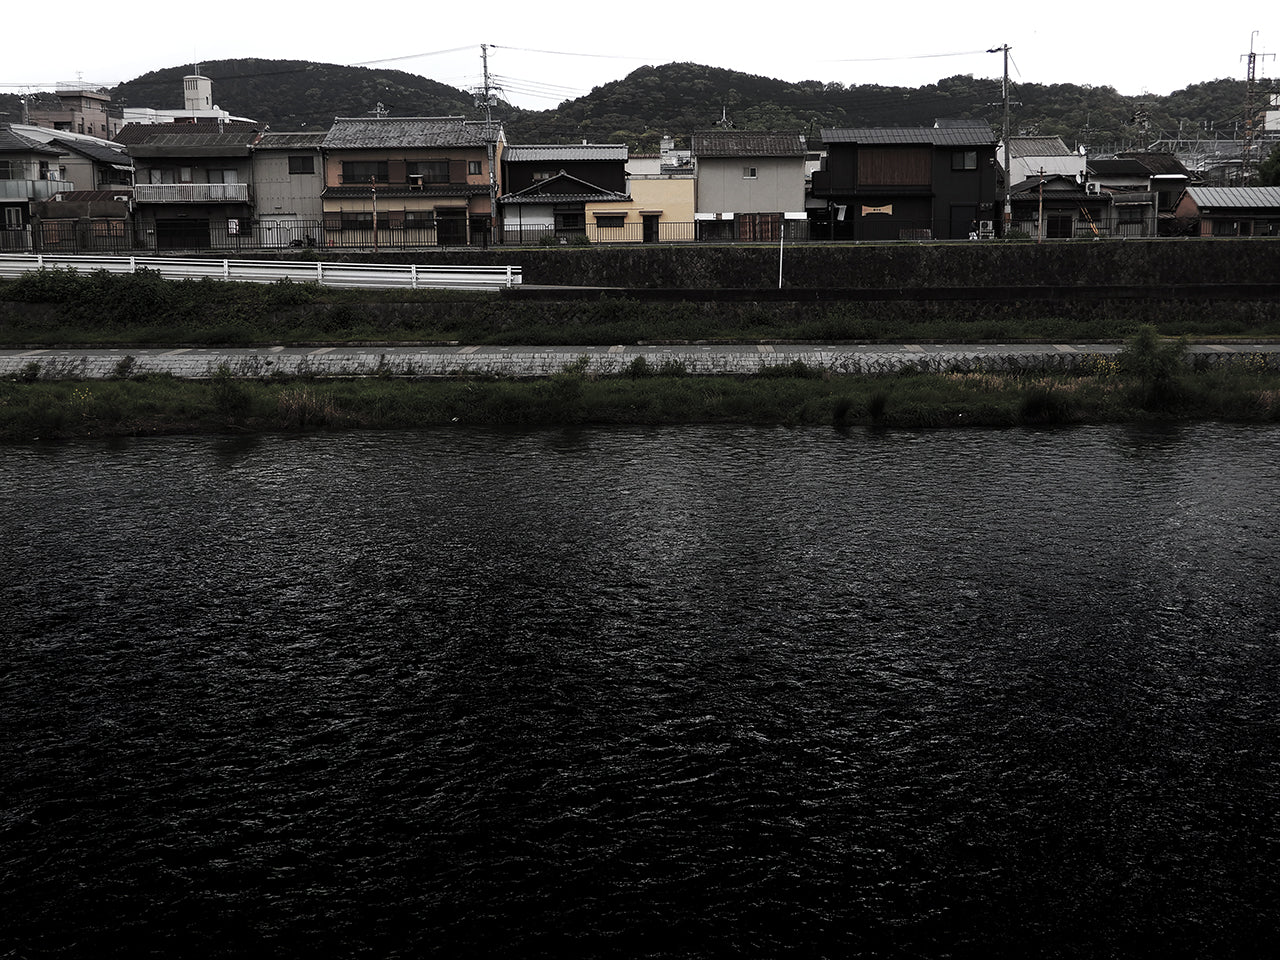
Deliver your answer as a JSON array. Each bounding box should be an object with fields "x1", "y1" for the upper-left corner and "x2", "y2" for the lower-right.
[{"x1": 810, "y1": 122, "x2": 999, "y2": 240}]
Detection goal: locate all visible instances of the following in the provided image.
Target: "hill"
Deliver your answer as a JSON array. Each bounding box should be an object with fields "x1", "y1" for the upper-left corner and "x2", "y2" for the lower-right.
[{"x1": 2, "y1": 59, "x2": 1273, "y2": 157}]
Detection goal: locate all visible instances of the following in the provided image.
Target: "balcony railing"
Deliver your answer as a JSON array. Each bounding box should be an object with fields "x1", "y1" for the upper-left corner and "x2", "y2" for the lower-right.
[
  {"x1": 0, "y1": 179, "x2": 67, "y2": 201},
  {"x1": 134, "y1": 183, "x2": 250, "y2": 203}
]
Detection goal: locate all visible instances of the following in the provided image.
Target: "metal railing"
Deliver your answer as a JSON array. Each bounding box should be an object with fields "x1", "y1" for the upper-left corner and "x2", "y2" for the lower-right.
[
  {"x1": 134, "y1": 183, "x2": 250, "y2": 203},
  {"x1": 0, "y1": 253, "x2": 522, "y2": 290}
]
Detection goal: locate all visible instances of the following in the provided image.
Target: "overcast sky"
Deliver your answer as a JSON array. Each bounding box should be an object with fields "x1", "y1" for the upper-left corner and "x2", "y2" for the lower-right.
[{"x1": 4, "y1": 2, "x2": 1275, "y2": 112}]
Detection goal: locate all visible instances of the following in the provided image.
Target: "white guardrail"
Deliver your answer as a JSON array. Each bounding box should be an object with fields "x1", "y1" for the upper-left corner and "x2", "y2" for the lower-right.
[{"x1": 0, "y1": 254, "x2": 522, "y2": 291}]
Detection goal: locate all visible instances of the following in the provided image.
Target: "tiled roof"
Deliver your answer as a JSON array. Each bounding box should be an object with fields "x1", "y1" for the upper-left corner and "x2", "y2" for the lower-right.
[
  {"x1": 501, "y1": 171, "x2": 628, "y2": 203},
  {"x1": 822, "y1": 124, "x2": 995, "y2": 147},
  {"x1": 0, "y1": 124, "x2": 65, "y2": 155},
  {"x1": 504, "y1": 144, "x2": 627, "y2": 162},
  {"x1": 256, "y1": 132, "x2": 327, "y2": 150},
  {"x1": 1184, "y1": 186, "x2": 1280, "y2": 209},
  {"x1": 115, "y1": 122, "x2": 262, "y2": 147},
  {"x1": 47, "y1": 136, "x2": 133, "y2": 167},
  {"x1": 322, "y1": 117, "x2": 501, "y2": 149},
  {"x1": 1008, "y1": 136, "x2": 1074, "y2": 158},
  {"x1": 691, "y1": 131, "x2": 806, "y2": 157},
  {"x1": 1009, "y1": 174, "x2": 1089, "y2": 197},
  {"x1": 1088, "y1": 158, "x2": 1152, "y2": 176},
  {"x1": 1117, "y1": 151, "x2": 1191, "y2": 176}
]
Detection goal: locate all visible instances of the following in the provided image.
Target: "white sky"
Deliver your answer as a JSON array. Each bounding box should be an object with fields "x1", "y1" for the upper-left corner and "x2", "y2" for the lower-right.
[{"x1": 4, "y1": 2, "x2": 1275, "y2": 112}]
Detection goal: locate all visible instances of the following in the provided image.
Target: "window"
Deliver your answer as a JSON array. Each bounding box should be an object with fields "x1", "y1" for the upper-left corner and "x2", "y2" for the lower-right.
[
  {"x1": 0, "y1": 160, "x2": 15, "y2": 179},
  {"x1": 288, "y1": 155, "x2": 315, "y2": 175},
  {"x1": 342, "y1": 161, "x2": 389, "y2": 184},
  {"x1": 594, "y1": 214, "x2": 625, "y2": 228},
  {"x1": 4, "y1": 207, "x2": 23, "y2": 230},
  {"x1": 406, "y1": 160, "x2": 449, "y2": 184},
  {"x1": 405, "y1": 210, "x2": 437, "y2": 229},
  {"x1": 743, "y1": 166, "x2": 758, "y2": 179},
  {"x1": 207, "y1": 169, "x2": 239, "y2": 184},
  {"x1": 532, "y1": 170, "x2": 557, "y2": 182},
  {"x1": 468, "y1": 160, "x2": 482, "y2": 176},
  {"x1": 952, "y1": 150, "x2": 978, "y2": 171}
]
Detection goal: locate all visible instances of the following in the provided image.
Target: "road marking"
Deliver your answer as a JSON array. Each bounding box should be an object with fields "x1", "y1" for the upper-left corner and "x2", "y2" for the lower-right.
[
  {"x1": 904, "y1": 344, "x2": 925, "y2": 352},
  {"x1": 158, "y1": 348, "x2": 190, "y2": 356},
  {"x1": 1053, "y1": 344, "x2": 1078, "y2": 353},
  {"x1": 269, "y1": 345, "x2": 285, "y2": 353},
  {"x1": 757, "y1": 344, "x2": 775, "y2": 353},
  {"x1": 309, "y1": 347, "x2": 335, "y2": 355},
  {"x1": 608, "y1": 345, "x2": 625, "y2": 354},
  {"x1": 458, "y1": 345, "x2": 481, "y2": 354},
  {"x1": 16, "y1": 349, "x2": 48, "y2": 357}
]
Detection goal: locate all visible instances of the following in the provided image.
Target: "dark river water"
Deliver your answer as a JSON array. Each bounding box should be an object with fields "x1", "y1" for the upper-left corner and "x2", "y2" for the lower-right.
[{"x1": 3, "y1": 424, "x2": 1279, "y2": 959}]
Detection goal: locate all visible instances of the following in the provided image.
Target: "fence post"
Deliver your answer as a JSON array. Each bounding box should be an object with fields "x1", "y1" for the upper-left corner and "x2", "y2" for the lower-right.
[
  {"x1": 411, "y1": 264, "x2": 418, "y2": 289},
  {"x1": 317, "y1": 262, "x2": 323, "y2": 285},
  {"x1": 506, "y1": 265, "x2": 513, "y2": 287},
  {"x1": 223, "y1": 260, "x2": 230, "y2": 279},
  {"x1": 129, "y1": 256, "x2": 136, "y2": 274}
]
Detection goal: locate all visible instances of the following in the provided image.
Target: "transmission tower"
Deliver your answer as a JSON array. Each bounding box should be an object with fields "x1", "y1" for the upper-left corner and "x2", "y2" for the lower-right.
[{"x1": 1241, "y1": 31, "x2": 1275, "y2": 179}]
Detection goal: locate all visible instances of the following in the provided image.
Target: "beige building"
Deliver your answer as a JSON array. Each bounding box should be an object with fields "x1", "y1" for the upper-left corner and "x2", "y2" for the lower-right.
[{"x1": 320, "y1": 117, "x2": 503, "y2": 247}]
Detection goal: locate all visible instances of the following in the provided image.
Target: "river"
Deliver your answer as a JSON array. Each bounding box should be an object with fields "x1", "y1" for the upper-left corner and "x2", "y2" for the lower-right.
[{"x1": 3, "y1": 423, "x2": 1279, "y2": 958}]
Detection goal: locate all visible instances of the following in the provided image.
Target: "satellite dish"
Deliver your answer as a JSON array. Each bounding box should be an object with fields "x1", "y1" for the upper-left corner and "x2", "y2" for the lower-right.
[
  {"x1": 1075, "y1": 173, "x2": 1084, "y2": 184},
  {"x1": 1079, "y1": 144, "x2": 1087, "y2": 156}
]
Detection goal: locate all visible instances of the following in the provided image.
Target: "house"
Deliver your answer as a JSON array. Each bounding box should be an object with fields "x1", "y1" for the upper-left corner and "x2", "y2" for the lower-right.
[
  {"x1": 500, "y1": 143, "x2": 629, "y2": 243},
  {"x1": 24, "y1": 85, "x2": 125, "y2": 140},
  {"x1": 320, "y1": 116, "x2": 503, "y2": 247},
  {"x1": 116, "y1": 121, "x2": 263, "y2": 250},
  {"x1": 250, "y1": 131, "x2": 326, "y2": 247},
  {"x1": 1008, "y1": 173, "x2": 1112, "y2": 239},
  {"x1": 10, "y1": 125, "x2": 134, "y2": 192},
  {"x1": 692, "y1": 131, "x2": 807, "y2": 240},
  {"x1": 1003, "y1": 136, "x2": 1085, "y2": 186},
  {"x1": 0, "y1": 124, "x2": 68, "y2": 250},
  {"x1": 810, "y1": 121, "x2": 998, "y2": 240},
  {"x1": 1088, "y1": 152, "x2": 1192, "y2": 233},
  {"x1": 1173, "y1": 186, "x2": 1280, "y2": 236}
]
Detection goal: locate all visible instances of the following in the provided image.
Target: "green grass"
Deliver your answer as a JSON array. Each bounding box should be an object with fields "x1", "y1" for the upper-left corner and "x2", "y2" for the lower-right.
[
  {"x1": 5, "y1": 355, "x2": 1280, "y2": 442},
  {"x1": 4, "y1": 268, "x2": 1280, "y2": 347}
]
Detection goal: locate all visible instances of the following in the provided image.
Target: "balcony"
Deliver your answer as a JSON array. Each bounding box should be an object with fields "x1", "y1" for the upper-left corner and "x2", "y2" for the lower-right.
[
  {"x1": 0, "y1": 179, "x2": 68, "y2": 201},
  {"x1": 134, "y1": 183, "x2": 250, "y2": 204}
]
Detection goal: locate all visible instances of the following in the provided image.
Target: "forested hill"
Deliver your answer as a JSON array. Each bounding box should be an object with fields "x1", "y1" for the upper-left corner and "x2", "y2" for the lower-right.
[{"x1": 2, "y1": 58, "x2": 1270, "y2": 155}]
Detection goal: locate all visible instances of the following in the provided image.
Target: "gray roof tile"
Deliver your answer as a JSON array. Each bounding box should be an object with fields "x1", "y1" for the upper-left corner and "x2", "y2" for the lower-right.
[{"x1": 322, "y1": 117, "x2": 501, "y2": 149}]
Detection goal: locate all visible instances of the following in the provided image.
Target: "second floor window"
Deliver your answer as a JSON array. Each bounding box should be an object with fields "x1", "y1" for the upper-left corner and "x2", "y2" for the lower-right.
[
  {"x1": 342, "y1": 161, "x2": 389, "y2": 184},
  {"x1": 468, "y1": 160, "x2": 482, "y2": 176},
  {"x1": 743, "y1": 166, "x2": 758, "y2": 179},
  {"x1": 288, "y1": 155, "x2": 315, "y2": 175},
  {"x1": 407, "y1": 160, "x2": 450, "y2": 184},
  {"x1": 952, "y1": 150, "x2": 978, "y2": 171}
]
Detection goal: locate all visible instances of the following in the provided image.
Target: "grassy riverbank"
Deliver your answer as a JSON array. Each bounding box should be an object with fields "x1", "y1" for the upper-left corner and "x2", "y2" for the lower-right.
[
  {"x1": 5, "y1": 336, "x2": 1279, "y2": 442},
  {"x1": 4, "y1": 268, "x2": 1280, "y2": 346}
]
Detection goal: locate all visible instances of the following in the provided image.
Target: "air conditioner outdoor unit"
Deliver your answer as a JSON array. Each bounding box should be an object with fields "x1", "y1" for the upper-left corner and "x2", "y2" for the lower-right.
[
  {"x1": 1085, "y1": 181, "x2": 1103, "y2": 196},
  {"x1": 979, "y1": 220, "x2": 994, "y2": 232},
  {"x1": 113, "y1": 195, "x2": 129, "y2": 202}
]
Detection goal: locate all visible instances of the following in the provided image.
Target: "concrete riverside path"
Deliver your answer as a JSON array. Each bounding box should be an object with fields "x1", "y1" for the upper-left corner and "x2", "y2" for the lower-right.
[{"x1": 3, "y1": 342, "x2": 1280, "y2": 381}]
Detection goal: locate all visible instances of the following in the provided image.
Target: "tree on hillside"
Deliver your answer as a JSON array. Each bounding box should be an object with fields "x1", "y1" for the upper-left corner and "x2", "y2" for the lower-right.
[{"x1": 1259, "y1": 142, "x2": 1280, "y2": 186}]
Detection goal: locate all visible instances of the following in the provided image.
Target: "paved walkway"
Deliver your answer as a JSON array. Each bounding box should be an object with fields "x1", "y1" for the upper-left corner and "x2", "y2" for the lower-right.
[{"x1": 3, "y1": 342, "x2": 1279, "y2": 380}]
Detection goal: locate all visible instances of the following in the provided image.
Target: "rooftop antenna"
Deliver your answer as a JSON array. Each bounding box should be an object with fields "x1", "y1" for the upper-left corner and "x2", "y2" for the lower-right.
[{"x1": 715, "y1": 106, "x2": 734, "y2": 128}]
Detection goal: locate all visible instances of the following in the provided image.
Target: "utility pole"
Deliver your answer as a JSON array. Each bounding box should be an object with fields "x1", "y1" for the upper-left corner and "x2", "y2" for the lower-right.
[
  {"x1": 988, "y1": 45, "x2": 1012, "y2": 234},
  {"x1": 476, "y1": 44, "x2": 499, "y2": 246}
]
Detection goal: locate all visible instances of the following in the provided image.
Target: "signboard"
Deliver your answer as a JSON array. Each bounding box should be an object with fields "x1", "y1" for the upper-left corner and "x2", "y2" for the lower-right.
[{"x1": 861, "y1": 204, "x2": 893, "y2": 216}]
